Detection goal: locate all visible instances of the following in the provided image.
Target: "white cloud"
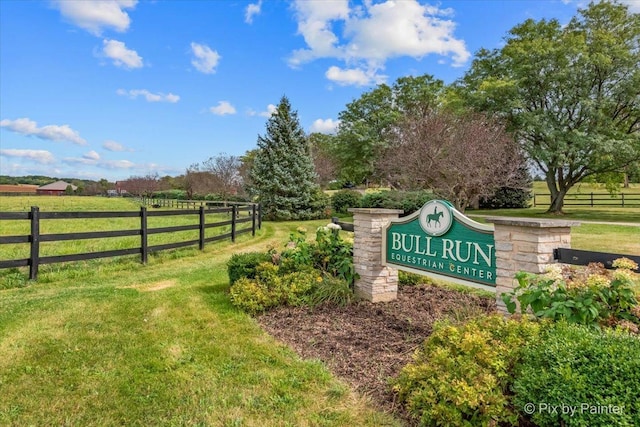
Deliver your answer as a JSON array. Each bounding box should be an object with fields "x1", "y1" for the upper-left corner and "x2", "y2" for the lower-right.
[
  {"x1": 289, "y1": 0, "x2": 470, "y2": 85},
  {"x1": 103, "y1": 140, "x2": 133, "y2": 152},
  {"x1": 190, "y1": 42, "x2": 221, "y2": 74},
  {"x1": 84, "y1": 150, "x2": 101, "y2": 161},
  {"x1": 116, "y1": 89, "x2": 179, "y2": 102},
  {"x1": 245, "y1": 1, "x2": 262, "y2": 24},
  {"x1": 102, "y1": 159, "x2": 135, "y2": 169},
  {"x1": 53, "y1": 0, "x2": 137, "y2": 36},
  {"x1": 247, "y1": 104, "x2": 277, "y2": 117},
  {"x1": 260, "y1": 104, "x2": 277, "y2": 117},
  {"x1": 325, "y1": 66, "x2": 386, "y2": 86},
  {"x1": 0, "y1": 117, "x2": 87, "y2": 145},
  {"x1": 619, "y1": 0, "x2": 640, "y2": 12},
  {"x1": 102, "y1": 39, "x2": 143, "y2": 69},
  {"x1": 0, "y1": 149, "x2": 56, "y2": 164},
  {"x1": 209, "y1": 101, "x2": 237, "y2": 115},
  {"x1": 310, "y1": 118, "x2": 341, "y2": 134}
]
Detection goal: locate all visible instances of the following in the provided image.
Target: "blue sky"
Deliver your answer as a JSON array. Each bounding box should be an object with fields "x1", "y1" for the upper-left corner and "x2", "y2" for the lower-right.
[{"x1": 1, "y1": 0, "x2": 637, "y2": 182}]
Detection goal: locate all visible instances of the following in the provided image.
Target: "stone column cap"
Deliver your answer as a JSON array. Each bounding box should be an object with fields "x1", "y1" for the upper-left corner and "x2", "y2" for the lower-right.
[
  {"x1": 485, "y1": 216, "x2": 581, "y2": 228},
  {"x1": 348, "y1": 208, "x2": 404, "y2": 215}
]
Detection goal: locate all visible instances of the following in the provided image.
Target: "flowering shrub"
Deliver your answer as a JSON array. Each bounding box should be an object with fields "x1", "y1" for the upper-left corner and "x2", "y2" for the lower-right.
[{"x1": 502, "y1": 258, "x2": 640, "y2": 329}]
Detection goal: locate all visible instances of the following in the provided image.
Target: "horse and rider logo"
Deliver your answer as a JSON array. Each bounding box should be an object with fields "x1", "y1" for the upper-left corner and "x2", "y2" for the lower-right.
[{"x1": 419, "y1": 200, "x2": 453, "y2": 236}]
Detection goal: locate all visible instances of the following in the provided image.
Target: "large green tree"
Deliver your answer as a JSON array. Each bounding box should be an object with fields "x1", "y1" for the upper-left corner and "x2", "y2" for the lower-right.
[
  {"x1": 459, "y1": 1, "x2": 640, "y2": 213},
  {"x1": 249, "y1": 96, "x2": 325, "y2": 220},
  {"x1": 334, "y1": 74, "x2": 445, "y2": 184}
]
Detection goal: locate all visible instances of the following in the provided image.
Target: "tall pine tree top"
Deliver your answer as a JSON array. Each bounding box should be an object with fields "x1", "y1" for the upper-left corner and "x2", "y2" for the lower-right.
[{"x1": 249, "y1": 96, "x2": 324, "y2": 220}]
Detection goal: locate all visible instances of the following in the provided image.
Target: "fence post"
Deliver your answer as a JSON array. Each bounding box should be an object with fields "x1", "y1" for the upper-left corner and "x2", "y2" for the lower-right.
[
  {"x1": 199, "y1": 206, "x2": 205, "y2": 250},
  {"x1": 251, "y1": 204, "x2": 257, "y2": 236},
  {"x1": 257, "y1": 204, "x2": 262, "y2": 229},
  {"x1": 590, "y1": 192, "x2": 594, "y2": 207},
  {"x1": 231, "y1": 205, "x2": 237, "y2": 242},
  {"x1": 29, "y1": 206, "x2": 40, "y2": 280},
  {"x1": 622, "y1": 193, "x2": 625, "y2": 207},
  {"x1": 140, "y1": 207, "x2": 148, "y2": 264},
  {"x1": 533, "y1": 192, "x2": 536, "y2": 207}
]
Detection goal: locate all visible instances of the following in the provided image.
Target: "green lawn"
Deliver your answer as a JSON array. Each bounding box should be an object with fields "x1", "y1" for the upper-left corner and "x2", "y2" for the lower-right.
[{"x1": 0, "y1": 219, "x2": 401, "y2": 427}]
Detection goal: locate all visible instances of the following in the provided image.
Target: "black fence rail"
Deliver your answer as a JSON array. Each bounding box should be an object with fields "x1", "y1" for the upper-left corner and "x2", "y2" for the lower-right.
[
  {"x1": 554, "y1": 248, "x2": 640, "y2": 273},
  {"x1": 331, "y1": 217, "x2": 354, "y2": 232},
  {"x1": 0, "y1": 204, "x2": 261, "y2": 280},
  {"x1": 140, "y1": 197, "x2": 251, "y2": 210},
  {"x1": 533, "y1": 192, "x2": 640, "y2": 207}
]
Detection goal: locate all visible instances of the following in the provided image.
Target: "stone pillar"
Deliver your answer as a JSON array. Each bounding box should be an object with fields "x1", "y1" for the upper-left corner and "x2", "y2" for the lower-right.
[
  {"x1": 486, "y1": 217, "x2": 580, "y2": 313},
  {"x1": 348, "y1": 208, "x2": 403, "y2": 302}
]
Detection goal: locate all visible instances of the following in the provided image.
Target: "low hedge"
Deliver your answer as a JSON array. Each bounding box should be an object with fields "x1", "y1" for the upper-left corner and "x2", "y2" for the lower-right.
[{"x1": 512, "y1": 322, "x2": 640, "y2": 427}]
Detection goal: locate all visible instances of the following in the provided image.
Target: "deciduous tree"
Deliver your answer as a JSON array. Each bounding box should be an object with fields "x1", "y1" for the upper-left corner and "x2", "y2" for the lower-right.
[
  {"x1": 379, "y1": 111, "x2": 525, "y2": 212},
  {"x1": 458, "y1": 1, "x2": 640, "y2": 213}
]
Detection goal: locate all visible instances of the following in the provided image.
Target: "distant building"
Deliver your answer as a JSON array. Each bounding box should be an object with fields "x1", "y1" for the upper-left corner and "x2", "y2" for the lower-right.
[
  {"x1": 36, "y1": 180, "x2": 78, "y2": 196},
  {"x1": 0, "y1": 184, "x2": 38, "y2": 194}
]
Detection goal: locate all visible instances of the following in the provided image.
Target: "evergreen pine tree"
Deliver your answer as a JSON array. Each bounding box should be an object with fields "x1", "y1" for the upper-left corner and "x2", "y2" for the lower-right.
[{"x1": 249, "y1": 96, "x2": 325, "y2": 220}]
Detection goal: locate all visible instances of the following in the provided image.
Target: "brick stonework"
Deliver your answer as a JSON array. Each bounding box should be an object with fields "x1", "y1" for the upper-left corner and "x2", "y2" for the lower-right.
[
  {"x1": 486, "y1": 217, "x2": 580, "y2": 314},
  {"x1": 348, "y1": 208, "x2": 403, "y2": 302},
  {"x1": 348, "y1": 210, "x2": 580, "y2": 309}
]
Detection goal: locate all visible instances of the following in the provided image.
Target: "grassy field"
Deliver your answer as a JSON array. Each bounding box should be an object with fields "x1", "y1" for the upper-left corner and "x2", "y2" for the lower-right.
[
  {"x1": 0, "y1": 196, "x2": 244, "y2": 273},
  {"x1": 0, "y1": 194, "x2": 638, "y2": 425},
  {"x1": 0, "y1": 218, "x2": 401, "y2": 427}
]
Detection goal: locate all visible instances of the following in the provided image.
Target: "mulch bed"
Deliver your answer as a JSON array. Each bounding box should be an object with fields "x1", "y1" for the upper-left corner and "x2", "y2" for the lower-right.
[{"x1": 257, "y1": 283, "x2": 497, "y2": 425}]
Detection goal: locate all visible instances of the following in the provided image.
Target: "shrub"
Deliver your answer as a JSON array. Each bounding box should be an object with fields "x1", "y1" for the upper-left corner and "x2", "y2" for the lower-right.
[
  {"x1": 502, "y1": 259, "x2": 640, "y2": 327},
  {"x1": 360, "y1": 191, "x2": 394, "y2": 209},
  {"x1": 359, "y1": 190, "x2": 434, "y2": 215},
  {"x1": 279, "y1": 271, "x2": 318, "y2": 306},
  {"x1": 479, "y1": 187, "x2": 531, "y2": 209},
  {"x1": 331, "y1": 189, "x2": 361, "y2": 214},
  {"x1": 398, "y1": 270, "x2": 428, "y2": 286},
  {"x1": 309, "y1": 275, "x2": 353, "y2": 307},
  {"x1": 393, "y1": 315, "x2": 542, "y2": 427},
  {"x1": 279, "y1": 227, "x2": 315, "y2": 274},
  {"x1": 313, "y1": 225, "x2": 357, "y2": 285},
  {"x1": 229, "y1": 277, "x2": 276, "y2": 314},
  {"x1": 227, "y1": 252, "x2": 273, "y2": 285},
  {"x1": 512, "y1": 322, "x2": 640, "y2": 427}
]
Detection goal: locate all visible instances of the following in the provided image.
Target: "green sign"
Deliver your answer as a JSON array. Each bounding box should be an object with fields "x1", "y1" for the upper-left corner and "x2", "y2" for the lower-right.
[{"x1": 383, "y1": 200, "x2": 496, "y2": 289}]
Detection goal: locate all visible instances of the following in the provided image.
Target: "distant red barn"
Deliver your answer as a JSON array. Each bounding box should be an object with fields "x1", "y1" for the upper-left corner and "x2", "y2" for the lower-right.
[
  {"x1": 36, "y1": 180, "x2": 77, "y2": 196},
  {"x1": 0, "y1": 184, "x2": 38, "y2": 194}
]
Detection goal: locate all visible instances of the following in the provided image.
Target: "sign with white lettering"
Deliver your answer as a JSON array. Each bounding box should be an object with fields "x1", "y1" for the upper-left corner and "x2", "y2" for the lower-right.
[{"x1": 383, "y1": 200, "x2": 496, "y2": 289}]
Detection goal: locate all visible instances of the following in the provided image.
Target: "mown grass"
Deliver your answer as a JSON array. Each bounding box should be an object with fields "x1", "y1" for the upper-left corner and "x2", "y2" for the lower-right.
[
  {"x1": 0, "y1": 218, "x2": 401, "y2": 426},
  {"x1": 0, "y1": 196, "x2": 244, "y2": 272},
  {"x1": 467, "y1": 206, "x2": 639, "y2": 255}
]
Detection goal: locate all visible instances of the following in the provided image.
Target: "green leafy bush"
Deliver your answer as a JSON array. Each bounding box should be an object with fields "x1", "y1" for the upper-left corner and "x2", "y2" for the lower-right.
[
  {"x1": 313, "y1": 225, "x2": 357, "y2": 285},
  {"x1": 393, "y1": 315, "x2": 542, "y2": 427},
  {"x1": 399, "y1": 270, "x2": 428, "y2": 286},
  {"x1": 228, "y1": 277, "x2": 276, "y2": 314},
  {"x1": 331, "y1": 190, "x2": 361, "y2": 213},
  {"x1": 359, "y1": 190, "x2": 434, "y2": 215},
  {"x1": 229, "y1": 263, "x2": 320, "y2": 314},
  {"x1": 228, "y1": 224, "x2": 356, "y2": 314},
  {"x1": 360, "y1": 191, "x2": 394, "y2": 209},
  {"x1": 227, "y1": 252, "x2": 273, "y2": 285},
  {"x1": 502, "y1": 259, "x2": 640, "y2": 327},
  {"x1": 512, "y1": 322, "x2": 640, "y2": 427}
]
